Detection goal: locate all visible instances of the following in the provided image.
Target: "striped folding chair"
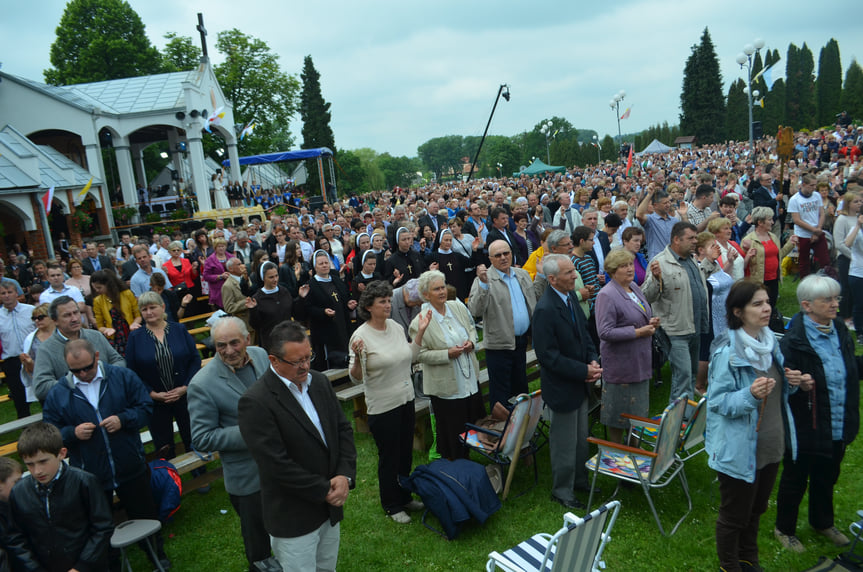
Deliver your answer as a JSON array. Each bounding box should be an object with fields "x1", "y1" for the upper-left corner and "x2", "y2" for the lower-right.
[{"x1": 486, "y1": 500, "x2": 621, "y2": 572}]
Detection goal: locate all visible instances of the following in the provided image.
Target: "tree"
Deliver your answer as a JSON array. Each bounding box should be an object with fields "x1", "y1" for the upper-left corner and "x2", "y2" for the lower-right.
[
  {"x1": 763, "y1": 78, "x2": 787, "y2": 137},
  {"x1": 214, "y1": 29, "x2": 300, "y2": 156},
  {"x1": 816, "y1": 39, "x2": 843, "y2": 127},
  {"x1": 335, "y1": 150, "x2": 367, "y2": 195},
  {"x1": 44, "y1": 0, "x2": 162, "y2": 85},
  {"x1": 841, "y1": 59, "x2": 863, "y2": 122},
  {"x1": 679, "y1": 28, "x2": 726, "y2": 144},
  {"x1": 798, "y1": 43, "x2": 818, "y2": 128},
  {"x1": 161, "y1": 32, "x2": 201, "y2": 72},
  {"x1": 725, "y1": 79, "x2": 748, "y2": 142},
  {"x1": 375, "y1": 154, "x2": 422, "y2": 189},
  {"x1": 299, "y1": 55, "x2": 336, "y2": 195},
  {"x1": 417, "y1": 135, "x2": 466, "y2": 179}
]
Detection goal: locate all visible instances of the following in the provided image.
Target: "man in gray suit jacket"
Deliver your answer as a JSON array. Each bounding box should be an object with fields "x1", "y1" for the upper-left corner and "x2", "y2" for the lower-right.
[{"x1": 188, "y1": 317, "x2": 279, "y2": 572}]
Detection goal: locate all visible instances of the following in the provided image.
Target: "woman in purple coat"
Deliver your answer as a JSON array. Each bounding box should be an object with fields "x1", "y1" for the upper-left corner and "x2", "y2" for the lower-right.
[
  {"x1": 202, "y1": 238, "x2": 235, "y2": 309},
  {"x1": 595, "y1": 249, "x2": 660, "y2": 444}
]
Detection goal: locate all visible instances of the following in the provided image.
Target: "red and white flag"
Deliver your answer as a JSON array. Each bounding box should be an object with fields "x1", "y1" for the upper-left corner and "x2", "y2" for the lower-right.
[
  {"x1": 42, "y1": 186, "x2": 54, "y2": 213},
  {"x1": 619, "y1": 106, "x2": 632, "y2": 120}
]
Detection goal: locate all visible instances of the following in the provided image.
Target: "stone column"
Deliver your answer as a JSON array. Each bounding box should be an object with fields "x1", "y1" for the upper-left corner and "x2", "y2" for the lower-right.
[
  {"x1": 84, "y1": 142, "x2": 121, "y2": 230},
  {"x1": 113, "y1": 137, "x2": 139, "y2": 208},
  {"x1": 132, "y1": 144, "x2": 148, "y2": 191},
  {"x1": 226, "y1": 142, "x2": 242, "y2": 184},
  {"x1": 187, "y1": 133, "x2": 212, "y2": 212}
]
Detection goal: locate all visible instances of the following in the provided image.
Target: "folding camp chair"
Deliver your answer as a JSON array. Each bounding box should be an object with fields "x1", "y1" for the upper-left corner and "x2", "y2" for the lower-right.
[
  {"x1": 460, "y1": 390, "x2": 546, "y2": 500},
  {"x1": 486, "y1": 500, "x2": 621, "y2": 572},
  {"x1": 585, "y1": 395, "x2": 691, "y2": 536},
  {"x1": 629, "y1": 396, "x2": 707, "y2": 461}
]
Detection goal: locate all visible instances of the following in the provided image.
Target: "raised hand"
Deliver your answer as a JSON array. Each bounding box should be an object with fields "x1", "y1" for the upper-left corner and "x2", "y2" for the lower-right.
[
  {"x1": 649, "y1": 259, "x2": 662, "y2": 279},
  {"x1": 392, "y1": 268, "x2": 404, "y2": 285},
  {"x1": 476, "y1": 264, "x2": 489, "y2": 283},
  {"x1": 298, "y1": 284, "x2": 310, "y2": 298},
  {"x1": 244, "y1": 297, "x2": 257, "y2": 309}
]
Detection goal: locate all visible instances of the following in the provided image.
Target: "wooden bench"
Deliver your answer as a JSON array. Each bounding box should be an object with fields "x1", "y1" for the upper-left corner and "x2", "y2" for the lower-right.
[
  {"x1": 0, "y1": 413, "x2": 45, "y2": 456},
  {"x1": 336, "y1": 344, "x2": 540, "y2": 451}
]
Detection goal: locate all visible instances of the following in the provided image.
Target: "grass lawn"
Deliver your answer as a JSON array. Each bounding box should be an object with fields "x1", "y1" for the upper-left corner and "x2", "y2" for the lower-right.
[{"x1": 1, "y1": 277, "x2": 860, "y2": 571}]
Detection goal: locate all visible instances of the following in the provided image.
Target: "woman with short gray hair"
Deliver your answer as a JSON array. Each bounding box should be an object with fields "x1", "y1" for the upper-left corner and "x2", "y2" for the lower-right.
[
  {"x1": 409, "y1": 270, "x2": 483, "y2": 460},
  {"x1": 774, "y1": 274, "x2": 860, "y2": 552}
]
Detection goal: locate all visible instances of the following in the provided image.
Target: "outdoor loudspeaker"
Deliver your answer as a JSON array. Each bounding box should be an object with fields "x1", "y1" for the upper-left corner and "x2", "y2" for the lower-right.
[{"x1": 753, "y1": 121, "x2": 763, "y2": 139}]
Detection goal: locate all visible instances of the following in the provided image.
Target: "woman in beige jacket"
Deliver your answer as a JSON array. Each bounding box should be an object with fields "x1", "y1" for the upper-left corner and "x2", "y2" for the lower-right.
[
  {"x1": 410, "y1": 270, "x2": 484, "y2": 461},
  {"x1": 741, "y1": 206, "x2": 797, "y2": 310}
]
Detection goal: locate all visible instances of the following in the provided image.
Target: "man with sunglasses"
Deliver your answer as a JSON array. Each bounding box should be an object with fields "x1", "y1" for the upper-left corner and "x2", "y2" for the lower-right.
[
  {"x1": 32, "y1": 296, "x2": 124, "y2": 401},
  {"x1": 238, "y1": 320, "x2": 356, "y2": 572},
  {"x1": 42, "y1": 338, "x2": 171, "y2": 570},
  {"x1": 469, "y1": 239, "x2": 536, "y2": 411},
  {"x1": 0, "y1": 279, "x2": 34, "y2": 418},
  {"x1": 188, "y1": 317, "x2": 281, "y2": 571}
]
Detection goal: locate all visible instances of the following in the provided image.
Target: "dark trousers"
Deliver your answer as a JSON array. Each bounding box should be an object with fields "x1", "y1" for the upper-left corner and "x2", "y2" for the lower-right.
[
  {"x1": 797, "y1": 235, "x2": 831, "y2": 278},
  {"x1": 150, "y1": 397, "x2": 192, "y2": 458},
  {"x1": 368, "y1": 401, "x2": 415, "y2": 514},
  {"x1": 776, "y1": 442, "x2": 846, "y2": 534},
  {"x1": 0, "y1": 357, "x2": 31, "y2": 419},
  {"x1": 485, "y1": 334, "x2": 529, "y2": 410},
  {"x1": 229, "y1": 491, "x2": 272, "y2": 565},
  {"x1": 837, "y1": 255, "x2": 852, "y2": 319},
  {"x1": 430, "y1": 392, "x2": 486, "y2": 461},
  {"x1": 849, "y1": 276, "x2": 863, "y2": 335},
  {"x1": 716, "y1": 463, "x2": 779, "y2": 571},
  {"x1": 107, "y1": 470, "x2": 167, "y2": 562}
]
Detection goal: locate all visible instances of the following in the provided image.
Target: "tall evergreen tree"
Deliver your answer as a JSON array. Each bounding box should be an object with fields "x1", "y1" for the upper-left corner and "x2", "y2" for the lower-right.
[
  {"x1": 841, "y1": 59, "x2": 863, "y2": 121},
  {"x1": 785, "y1": 43, "x2": 802, "y2": 128},
  {"x1": 764, "y1": 78, "x2": 787, "y2": 136},
  {"x1": 725, "y1": 79, "x2": 749, "y2": 142},
  {"x1": 816, "y1": 39, "x2": 843, "y2": 127},
  {"x1": 750, "y1": 51, "x2": 766, "y2": 125},
  {"x1": 679, "y1": 28, "x2": 726, "y2": 144},
  {"x1": 44, "y1": 0, "x2": 162, "y2": 85},
  {"x1": 798, "y1": 43, "x2": 818, "y2": 128},
  {"x1": 299, "y1": 55, "x2": 336, "y2": 196}
]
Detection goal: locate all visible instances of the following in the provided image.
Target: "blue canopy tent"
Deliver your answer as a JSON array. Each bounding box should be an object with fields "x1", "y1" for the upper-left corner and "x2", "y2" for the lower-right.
[{"x1": 222, "y1": 147, "x2": 336, "y2": 203}]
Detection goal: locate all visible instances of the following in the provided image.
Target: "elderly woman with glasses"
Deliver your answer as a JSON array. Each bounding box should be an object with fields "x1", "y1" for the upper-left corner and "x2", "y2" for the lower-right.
[
  {"x1": 349, "y1": 280, "x2": 431, "y2": 524},
  {"x1": 741, "y1": 206, "x2": 797, "y2": 312},
  {"x1": 20, "y1": 303, "x2": 54, "y2": 404},
  {"x1": 162, "y1": 240, "x2": 199, "y2": 289},
  {"x1": 773, "y1": 275, "x2": 861, "y2": 553}
]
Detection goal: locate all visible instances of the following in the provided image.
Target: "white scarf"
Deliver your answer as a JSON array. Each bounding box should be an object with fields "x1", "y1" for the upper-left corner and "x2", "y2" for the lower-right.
[{"x1": 732, "y1": 327, "x2": 775, "y2": 372}]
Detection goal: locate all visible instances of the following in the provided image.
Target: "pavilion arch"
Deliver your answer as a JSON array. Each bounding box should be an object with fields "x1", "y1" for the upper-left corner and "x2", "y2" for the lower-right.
[{"x1": 26, "y1": 129, "x2": 88, "y2": 169}]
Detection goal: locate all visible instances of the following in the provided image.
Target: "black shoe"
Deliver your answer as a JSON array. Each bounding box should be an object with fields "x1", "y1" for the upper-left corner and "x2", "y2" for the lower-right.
[
  {"x1": 739, "y1": 560, "x2": 763, "y2": 572},
  {"x1": 575, "y1": 485, "x2": 600, "y2": 496},
  {"x1": 550, "y1": 494, "x2": 585, "y2": 510}
]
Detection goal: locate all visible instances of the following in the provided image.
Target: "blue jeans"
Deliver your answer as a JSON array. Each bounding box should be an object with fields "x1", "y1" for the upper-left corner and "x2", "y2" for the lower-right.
[{"x1": 668, "y1": 334, "x2": 699, "y2": 402}]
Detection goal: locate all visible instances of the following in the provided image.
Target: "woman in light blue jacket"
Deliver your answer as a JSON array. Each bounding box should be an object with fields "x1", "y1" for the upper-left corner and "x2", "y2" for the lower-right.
[{"x1": 705, "y1": 279, "x2": 811, "y2": 572}]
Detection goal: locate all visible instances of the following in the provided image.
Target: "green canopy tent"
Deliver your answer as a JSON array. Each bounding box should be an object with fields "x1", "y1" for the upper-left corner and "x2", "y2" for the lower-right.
[{"x1": 516, "y1": 158, "x2": 567, "y2": 176}]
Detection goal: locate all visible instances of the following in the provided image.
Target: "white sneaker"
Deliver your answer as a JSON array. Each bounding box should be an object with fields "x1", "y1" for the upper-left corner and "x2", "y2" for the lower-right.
[{"x1": 389, "y1": 511, "x2": 411, "y2": 524}]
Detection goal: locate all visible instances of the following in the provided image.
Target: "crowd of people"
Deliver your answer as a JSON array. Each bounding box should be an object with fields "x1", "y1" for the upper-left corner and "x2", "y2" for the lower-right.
[{"x1": 0, "y1": 121, "x2": 861, "y2": 571}]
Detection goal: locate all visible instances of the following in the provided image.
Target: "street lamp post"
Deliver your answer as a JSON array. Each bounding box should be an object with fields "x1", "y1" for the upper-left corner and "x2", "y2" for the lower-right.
[
  {"x1": 736, "y1": 38, "x2": 765, "y2": 151},
  {"x1": 539, "y1": 120, "x2": 554, "y2": 164},
  {"x1": 467, "y1": 84, "x2": 511, "y2": 183},
  {"x1": 592, "y1": 135, "x2": 602, "y2": 164},
  {"x1": 609, "y1": 90, "x2": 626, "y2": 148}
]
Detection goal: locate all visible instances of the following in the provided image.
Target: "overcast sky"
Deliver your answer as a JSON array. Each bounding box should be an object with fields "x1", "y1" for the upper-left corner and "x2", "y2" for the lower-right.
[{"x1": 1, "y1": 0, "x2": 861, "y2": 157}]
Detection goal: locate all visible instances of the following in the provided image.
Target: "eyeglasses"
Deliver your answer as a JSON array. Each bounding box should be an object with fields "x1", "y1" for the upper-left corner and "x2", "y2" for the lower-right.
[
  {"x1": 273, "y1": 352, "x2": 316, "y2": 368},
  {"x1": 69, "y1": 359, "x2": 97, "y2": 375},
  {"x1": 31, "y1": 315, "x2": 46, "y2": 322},
  {"x1": 491, "y1": 251, "x2": 511, "y2": 258},
  {"x1": 815, "y1": 296, "x2": 842, "y2": 304}
]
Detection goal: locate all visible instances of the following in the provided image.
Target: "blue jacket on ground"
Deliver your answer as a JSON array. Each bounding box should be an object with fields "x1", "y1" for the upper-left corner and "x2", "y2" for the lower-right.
[
  {"x1": 43, "y1": 364, "x2": 153, "y2": 491},
  {"x1": 400, "y1": 459, "x2": 500, "y2": 540},
  {"x1": 705, "y1": 329, "x2": 797, "y2": 483}
]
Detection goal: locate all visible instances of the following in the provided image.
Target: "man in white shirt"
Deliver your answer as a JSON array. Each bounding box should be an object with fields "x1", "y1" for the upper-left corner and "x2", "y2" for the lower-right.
[
  {"x1": 552, "y1": 191, "x2": 582, "y2": 235},
  {"x1": 39, "y1": 263, "x2": 86, "y2": 313},
  {"x1": 0, "y1": 280, "x2": 34, "y2": 418},
  {"x1": 788, "y1": 173, "x2": 829, "y2": 278}
]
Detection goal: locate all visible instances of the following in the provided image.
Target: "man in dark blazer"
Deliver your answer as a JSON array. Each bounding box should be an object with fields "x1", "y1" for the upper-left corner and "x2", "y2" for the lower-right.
[
  {"x1": 532, "y1": 254, "x2": 602, "y2": 510},
  {"x1": 417, "y1": 200, "x2": 447, "y2": 233},
  {"x1": 238, "y1": 321, "x2": 357, "y2": 572},
  {"x1": 188, "y1": 317, "x2": 278, "y2": 571},
  {"x1": 485, "y1": 207, "x2": 523, "y2": 267},
  {"x1": 80, "y1": 242, "x2": 113, "y2": 275}
]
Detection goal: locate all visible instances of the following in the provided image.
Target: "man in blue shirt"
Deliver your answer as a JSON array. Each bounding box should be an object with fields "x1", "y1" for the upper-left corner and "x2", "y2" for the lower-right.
[
  {"x1": 130, "y1": 245, "x2": 170, "y2": 297},
  {"x1": 468, "y1": 240, "x2": 536, "y2": 410}
]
